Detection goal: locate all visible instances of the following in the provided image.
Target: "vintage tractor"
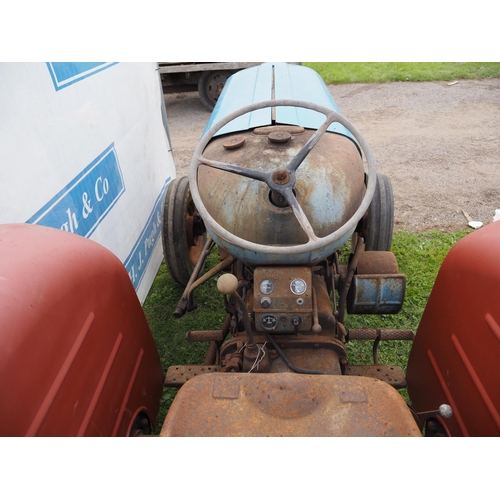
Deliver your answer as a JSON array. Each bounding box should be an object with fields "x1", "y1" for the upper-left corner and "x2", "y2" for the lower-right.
[
  {"x1": 1, "y1": 63, "x2": 499, "y2": 437},
  {"x1": 160, "y1": 63, "x2": 418, "y2": 436},
  {"x1": 158, "y1": 63, "x2": 500, "y2": 437}
]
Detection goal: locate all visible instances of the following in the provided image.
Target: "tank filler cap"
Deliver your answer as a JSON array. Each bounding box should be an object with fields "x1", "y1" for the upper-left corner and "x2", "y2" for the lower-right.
[
  {"x1": 268, "y1": 131, "x2": 291, "y2": 144},
  {"x1": 223, "y1": 136, "x2": 246, "y2": 150}
]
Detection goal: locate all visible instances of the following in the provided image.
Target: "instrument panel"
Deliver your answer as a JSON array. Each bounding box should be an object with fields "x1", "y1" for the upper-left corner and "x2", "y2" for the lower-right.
[{"x1": 253, "y1": 267, "x2": 313, "y2": 333}]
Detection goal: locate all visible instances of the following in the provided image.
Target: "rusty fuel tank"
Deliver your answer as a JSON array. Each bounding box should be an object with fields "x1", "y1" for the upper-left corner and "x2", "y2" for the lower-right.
[{"x1": 197, "y1": 125, "x2": 365, "y2": 265}]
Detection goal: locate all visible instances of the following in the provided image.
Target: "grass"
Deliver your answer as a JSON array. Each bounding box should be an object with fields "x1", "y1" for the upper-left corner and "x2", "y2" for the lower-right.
[
  {"x1": 143, "y1": 249, "x2": 228, "y2": 427},
  {"x1": 143, "y1": 229, "x2": 472, "y2": 430},
  {"x1": 303, "y1": 62, "x2": 500, "y2": 84},
  {"x1": 343, "y1": 231, "x2": 470, "y2": 367}
]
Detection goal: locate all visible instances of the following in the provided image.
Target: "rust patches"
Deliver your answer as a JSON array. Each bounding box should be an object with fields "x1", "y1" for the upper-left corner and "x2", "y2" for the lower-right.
[
  {"x1": 356, "y1": 251, "x2": 399, "y2": 274},
  {"x1": 271, "y1": 167, "x2": 290, "y2": 185},
  {"x1": 223, "y1": 136, "x2": 246, "y2": 150},
  {"x1": 160, "y1": 373, "x2": 421, "y2": 436},
  {"x1": 268, "y1": 131, "x2": 292, "y2": 144},
  {"x1": 198, "y1": 129, "x2": 365, "y2": 246},
  {"x1": 213, "y1": 376, "x2": 240, "y2": 399}
]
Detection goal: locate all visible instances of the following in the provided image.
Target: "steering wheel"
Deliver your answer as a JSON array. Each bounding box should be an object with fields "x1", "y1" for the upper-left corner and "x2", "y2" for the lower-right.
[{"x1": 189, "y1": 99, "x2": 377, "y2": 257}]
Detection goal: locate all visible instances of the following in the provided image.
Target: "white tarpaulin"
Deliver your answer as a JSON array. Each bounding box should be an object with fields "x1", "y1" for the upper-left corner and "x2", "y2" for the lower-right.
[{"x1": 0, "y1": 62, "x2": 176, "y2": 303}]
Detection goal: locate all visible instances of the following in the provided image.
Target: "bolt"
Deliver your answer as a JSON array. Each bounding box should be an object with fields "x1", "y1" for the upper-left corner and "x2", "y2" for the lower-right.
[{"x1": 272, "y1": 167, "x2": 290, "y2": 185}]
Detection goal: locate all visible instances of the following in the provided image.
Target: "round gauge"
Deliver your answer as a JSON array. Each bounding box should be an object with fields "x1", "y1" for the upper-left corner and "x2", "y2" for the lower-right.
[
  {"x1": 259, "y1": 279, "x2": 275, "y2": 295},
  {"x1": 260, "y1": 314, "x2": 278, "y2": 330},
  {"x1": 290, "y1": 278, "x2": 307, "y2": 295}
]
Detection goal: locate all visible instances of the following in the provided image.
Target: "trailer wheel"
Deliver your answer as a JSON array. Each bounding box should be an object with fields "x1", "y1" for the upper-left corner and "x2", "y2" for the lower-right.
[
  {"x1": 198, "y1": 71, "x2": 231, "y2": 110},
  {"x1": 162, "y1": 176, "x2": 207, "y2": 286},
  {"x1": 364, "y1": 173, "x2": 394, "y2": 251}
]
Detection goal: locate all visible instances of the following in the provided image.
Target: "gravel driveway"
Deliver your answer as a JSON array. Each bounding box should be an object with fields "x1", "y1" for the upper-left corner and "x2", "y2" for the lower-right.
[{"x1": 164, "y1": 78, "x2": 500, "y2": 232}]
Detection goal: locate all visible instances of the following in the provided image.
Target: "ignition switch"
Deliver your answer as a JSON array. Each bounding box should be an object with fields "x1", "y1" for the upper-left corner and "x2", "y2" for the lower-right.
[{"x1": 291, "y1": 315, "x2": 302, "y2": 326}]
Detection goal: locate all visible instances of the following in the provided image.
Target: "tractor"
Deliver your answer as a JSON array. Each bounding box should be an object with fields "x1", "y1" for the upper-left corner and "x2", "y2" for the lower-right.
[
  {"x1": 158, "y1": 63, "x2": 500, "y2": 437},
  {"x1": 1, "y1": 63, "x2": 499, "y2": 436}
]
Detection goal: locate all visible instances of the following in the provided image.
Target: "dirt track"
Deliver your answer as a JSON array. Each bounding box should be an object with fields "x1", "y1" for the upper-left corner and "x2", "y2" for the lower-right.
[{"x1": 164, "y1": 78, "x2": 500, "y2": 231}]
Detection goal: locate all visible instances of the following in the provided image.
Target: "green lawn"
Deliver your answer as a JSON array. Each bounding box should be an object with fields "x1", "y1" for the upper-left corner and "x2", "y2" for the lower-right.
[{"x1": 304, "y1": 62, "x2": 500, "y2": 84}]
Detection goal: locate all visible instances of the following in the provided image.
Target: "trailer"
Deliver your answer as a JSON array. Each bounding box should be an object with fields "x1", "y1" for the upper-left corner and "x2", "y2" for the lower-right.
[{"x1": 158, "y1": 62, "x2": 300, "y2": 110}]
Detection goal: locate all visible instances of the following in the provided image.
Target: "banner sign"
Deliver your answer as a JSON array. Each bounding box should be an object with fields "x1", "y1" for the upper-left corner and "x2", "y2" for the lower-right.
[
  {"x1": 27, "y1": 144, "x2": 125, "y2": 237},
  {"x1": 46, "y1": 62, "x2": 119, "y2": 90},
  {"x1": 0, "y1": 62, "x2": 176, "y2": 303}
]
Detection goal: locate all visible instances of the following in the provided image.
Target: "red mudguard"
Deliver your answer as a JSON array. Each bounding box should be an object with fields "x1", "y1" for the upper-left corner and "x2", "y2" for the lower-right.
[
  {"x1": 407, "y1": 221, "x2": 500, "y2": 436},
  {"x1": 0, "y1": 224, "x2": 164, "y2": 436}
]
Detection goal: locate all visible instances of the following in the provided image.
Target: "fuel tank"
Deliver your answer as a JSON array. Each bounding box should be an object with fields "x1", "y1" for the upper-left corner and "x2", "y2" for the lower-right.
[
  {"x1": 198, "y1": 125, "x2": 366, "y2": 265},
  {"x1": 191, "y1": 63, "x2": 374, "y2": 266}
]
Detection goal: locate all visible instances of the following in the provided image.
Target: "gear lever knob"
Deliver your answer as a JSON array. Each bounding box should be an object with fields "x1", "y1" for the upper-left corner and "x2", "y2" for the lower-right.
[{"x1": 217, "y1": 273, "x2": 239, "y2": 295}]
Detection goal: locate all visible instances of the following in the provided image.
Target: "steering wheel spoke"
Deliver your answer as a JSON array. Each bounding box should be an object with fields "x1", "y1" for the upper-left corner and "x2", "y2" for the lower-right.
[
  {"x1": 198, "y1": 155, "x2": 270, "y2": 183},
  {"x1": 286, "y1": 110, "x2": 339, "y2": 173},
  {"x1": 281, "y1": 187, "x2": 319, "y2": 243},
  {"x1": 189, "y1": 98, "x2": 377, "y2": 258}
]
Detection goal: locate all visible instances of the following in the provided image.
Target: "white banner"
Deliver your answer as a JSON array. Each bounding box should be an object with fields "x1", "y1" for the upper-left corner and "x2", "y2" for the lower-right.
[{"x1": 0, "y1": 62, "x2": 176, "y2": 303}]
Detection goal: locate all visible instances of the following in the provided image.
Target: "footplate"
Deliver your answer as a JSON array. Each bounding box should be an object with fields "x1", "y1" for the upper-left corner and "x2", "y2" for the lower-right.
[
  {"x1": 165, "y1": 365, "x2": 221, "y2": 388},
  {"x1": 344, "y1": 365, "x2": 407, "y2": 389}
]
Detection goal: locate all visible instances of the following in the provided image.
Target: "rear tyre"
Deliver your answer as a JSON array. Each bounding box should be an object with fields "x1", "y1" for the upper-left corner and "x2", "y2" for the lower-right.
[
  {"x1": 162, "y1": 176, "x2": 207, "y2": 286},
  {"x1": 129, "y1": 412, "x2": 152, "y2": 437},
  {"x1": 198, "y1": 71, "x2": 231, "y2": 110},
  {"x1": 364, "y1": 173, "x2": 394, "y2": 251}
]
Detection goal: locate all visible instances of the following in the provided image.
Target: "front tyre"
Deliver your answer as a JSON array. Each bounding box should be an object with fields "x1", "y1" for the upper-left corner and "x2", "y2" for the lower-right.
[
  {"x1": 161, "y1": 177, "x2": 207, "y2": 286},
  {"x1": 364, "y1": 173, "x2": 394, "y2": 251}
]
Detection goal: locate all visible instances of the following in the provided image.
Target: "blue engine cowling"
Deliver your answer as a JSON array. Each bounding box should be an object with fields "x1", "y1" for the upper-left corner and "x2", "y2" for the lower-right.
[{"x1": 189, "y1": 63, "x2": 376, "y2": 266}]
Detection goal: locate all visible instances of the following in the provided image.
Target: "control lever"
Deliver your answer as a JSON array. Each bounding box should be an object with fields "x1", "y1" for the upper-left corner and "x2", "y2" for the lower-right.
[
  {"x1": 217, "y1": 274, "x2": 257, "y2": 348},
  {"x1": 416, "y1": 404, "x2": 454, "y2": 420}
]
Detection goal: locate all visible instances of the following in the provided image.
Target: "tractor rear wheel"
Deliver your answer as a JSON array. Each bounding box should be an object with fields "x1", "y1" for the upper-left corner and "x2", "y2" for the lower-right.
[{"x1": 162, "y1": 176, "x2": 207, "y2": 286}]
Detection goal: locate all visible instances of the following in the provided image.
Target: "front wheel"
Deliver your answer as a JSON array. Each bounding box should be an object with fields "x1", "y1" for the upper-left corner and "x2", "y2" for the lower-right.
[
  {"x1": 364, "y1": 173, "x2": 394, "y2": 251},
  {"x1": 161, "y1": 177, "x2": 207, "y2": 286}
]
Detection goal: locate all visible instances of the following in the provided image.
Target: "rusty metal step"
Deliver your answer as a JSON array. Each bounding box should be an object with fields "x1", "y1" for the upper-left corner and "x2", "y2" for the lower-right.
[
  {"x1": 344, "y1": 365, "x2": 407, "y2": 389},
  {"x1": 186, "y1": 330, "x2": 224, "y2": 342},
  {"x1": 165, "y1": 365, "x2": 221, "y2": 388}
]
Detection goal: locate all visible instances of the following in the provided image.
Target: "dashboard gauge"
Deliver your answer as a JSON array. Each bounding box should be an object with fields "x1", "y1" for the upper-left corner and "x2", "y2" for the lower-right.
[
  {"x1": 290, "y1": 278, "x2": 307, "y2": 295},
  {"x1": 259, "y1": 279, "x2": 275, "y2": 295},
  {"x1": 260, "y1": 314, "x2": 278, "y2": 330}
]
